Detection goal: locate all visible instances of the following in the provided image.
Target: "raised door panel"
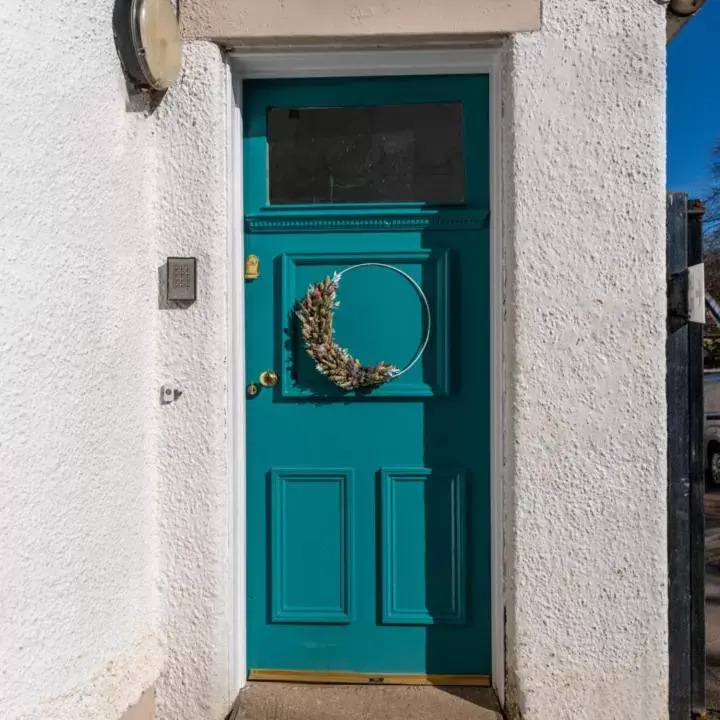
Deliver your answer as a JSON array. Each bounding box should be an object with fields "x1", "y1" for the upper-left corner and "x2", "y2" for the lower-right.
[
  {"x1": 380, "y1": 468, "x2": 468, "y2": 625},
  {"x1": 270, "y1": 469, "x2": 353, "y2": 623},
  {"x1": 279, "y1": 250, "x2": 451, "y2": 398}
]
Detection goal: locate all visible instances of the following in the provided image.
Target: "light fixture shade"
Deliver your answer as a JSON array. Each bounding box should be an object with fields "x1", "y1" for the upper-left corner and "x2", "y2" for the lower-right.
[{"x1": 130, "y1": 0, "x2": 182, "y2": 90}]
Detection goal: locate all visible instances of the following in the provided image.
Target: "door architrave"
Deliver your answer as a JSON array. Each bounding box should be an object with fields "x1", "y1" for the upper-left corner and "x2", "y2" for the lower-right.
[{"x1": 226, "y1": 43, "x2": 507, "y2": 706}]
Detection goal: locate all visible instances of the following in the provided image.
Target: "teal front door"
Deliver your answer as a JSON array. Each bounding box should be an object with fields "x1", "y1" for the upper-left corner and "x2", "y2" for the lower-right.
[{"x1": 244, "y1": 74, "x2": 491, "y2": 680}]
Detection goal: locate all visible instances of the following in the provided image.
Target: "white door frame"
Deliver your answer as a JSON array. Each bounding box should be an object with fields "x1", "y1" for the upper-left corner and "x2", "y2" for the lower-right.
[{"x1": 226, "y1": 44, "x2": 507, "y2": 705}]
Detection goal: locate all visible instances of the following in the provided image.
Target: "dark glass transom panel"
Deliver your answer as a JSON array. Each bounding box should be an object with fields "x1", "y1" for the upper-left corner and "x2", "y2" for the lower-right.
[{"x1": 268, "y1": 104, "x2": 465, "y2": 205}]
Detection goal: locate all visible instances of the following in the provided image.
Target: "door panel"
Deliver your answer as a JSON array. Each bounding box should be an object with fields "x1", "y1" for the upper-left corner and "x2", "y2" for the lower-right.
[
  {"x1": 270, "y1": 469, "x2": 353, "y2": 624},
  {"x1": 380, "y1": 467, "x2": 467, "y2": 626},
  {"x1": 244, "y1": 74, "x2": 491, "y2": 677},
  {"x1": 279, "y1": 250, "x2": 451, "y2": 398}
]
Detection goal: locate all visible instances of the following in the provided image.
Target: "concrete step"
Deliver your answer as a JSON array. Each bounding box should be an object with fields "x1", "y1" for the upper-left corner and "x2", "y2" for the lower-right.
[{"x1": 231, "y1": 682, "x2": 502, "y2": 720}]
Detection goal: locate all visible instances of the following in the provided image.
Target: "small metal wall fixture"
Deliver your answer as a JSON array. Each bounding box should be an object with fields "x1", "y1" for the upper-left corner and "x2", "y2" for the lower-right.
[
  {"x1": 167, "y1": 257, "x2": 197, "y2": 302},
  {"x1": 161, "y1": 382, "x2": 183, "y2": 404}
]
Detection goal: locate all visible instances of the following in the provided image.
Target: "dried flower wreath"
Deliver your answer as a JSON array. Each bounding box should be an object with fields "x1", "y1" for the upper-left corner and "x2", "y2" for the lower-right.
[{"x1": 295, "y1": 264, "x2": 431, "y2": 392}]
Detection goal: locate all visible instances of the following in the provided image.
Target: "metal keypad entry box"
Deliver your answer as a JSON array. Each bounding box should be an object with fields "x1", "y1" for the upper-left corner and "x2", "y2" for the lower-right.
[{"x1": 167, "y1": 257, "x2": 197, "y2": 302}]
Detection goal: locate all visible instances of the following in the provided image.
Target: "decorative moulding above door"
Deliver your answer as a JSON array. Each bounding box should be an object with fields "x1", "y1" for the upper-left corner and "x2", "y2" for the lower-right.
[{"x1": 181, "y1": 0, "x2": 540, "y2": 43}]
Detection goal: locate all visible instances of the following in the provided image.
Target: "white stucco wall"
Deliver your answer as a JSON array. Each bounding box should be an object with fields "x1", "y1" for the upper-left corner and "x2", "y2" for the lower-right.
[
  {"x1": 0, "y1": 6, "x2": 230, "y2": 714},
  {"x1": 502, "y1": 1, "x2": 668, "y2": 718},
  {"x1": 0, "y1": 1, "x2": 162, "y2": 718},
  {"x1": 151, "y1": 43, "x2": 230, "y2": 720}
]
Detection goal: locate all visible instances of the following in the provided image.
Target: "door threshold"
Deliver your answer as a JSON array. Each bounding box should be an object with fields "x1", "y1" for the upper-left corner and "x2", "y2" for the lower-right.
[{"x1": 249, "y1": 669, "x2": 491, "y2": 686}]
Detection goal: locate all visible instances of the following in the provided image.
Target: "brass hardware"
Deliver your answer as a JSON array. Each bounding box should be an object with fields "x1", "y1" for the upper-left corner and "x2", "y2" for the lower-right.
[
  {"x1": 248, "y1": 669, "x2": 491, "y2": 686},
  {"x1": 247, "y1": 383, "x2": 260, "y2": 397},
  {"x1": 259, "y1": 370, "x2": 278, "y2": 388},
  {"x1": 245, "y1": 254, "x2": 259, "y2": 280}
]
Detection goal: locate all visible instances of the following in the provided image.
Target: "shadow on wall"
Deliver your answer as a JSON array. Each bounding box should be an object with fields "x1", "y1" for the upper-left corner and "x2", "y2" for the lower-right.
[{"x1": 157, "y1": 264, "x2": 196, "y2": 311}]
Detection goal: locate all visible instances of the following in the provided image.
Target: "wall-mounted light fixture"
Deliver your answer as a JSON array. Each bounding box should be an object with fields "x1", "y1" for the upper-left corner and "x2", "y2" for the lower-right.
[
  {"x1": 667, "y1": 0, "x2": 706, "y2": 17},
  {"x1": 665, "y1": 0, "x2": 706, "y2": 41},
  {"x1": 114, "y1": 0, "x2": 182, "y2": 91}
]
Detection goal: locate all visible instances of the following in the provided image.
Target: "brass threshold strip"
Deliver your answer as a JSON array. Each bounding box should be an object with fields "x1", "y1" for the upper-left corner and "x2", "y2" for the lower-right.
[{"x1": 249, "y1": 669, "x2": 491, "y2": 686}]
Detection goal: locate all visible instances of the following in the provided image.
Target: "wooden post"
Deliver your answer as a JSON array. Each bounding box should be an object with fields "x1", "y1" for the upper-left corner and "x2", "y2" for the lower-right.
[{"x1": 667, "y1": 193, "x2": 706, "y2": 718}]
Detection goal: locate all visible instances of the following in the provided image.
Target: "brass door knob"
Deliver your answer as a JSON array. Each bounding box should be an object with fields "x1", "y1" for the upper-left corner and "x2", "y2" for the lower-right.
[{"x1": 259, "y1": 370, "x2": 278, "y2": 387}]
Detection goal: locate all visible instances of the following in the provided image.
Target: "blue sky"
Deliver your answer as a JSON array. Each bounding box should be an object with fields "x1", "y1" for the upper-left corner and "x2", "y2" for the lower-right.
[{"x1": 667, "y1": 1, "x2": 720, "y2": 196}]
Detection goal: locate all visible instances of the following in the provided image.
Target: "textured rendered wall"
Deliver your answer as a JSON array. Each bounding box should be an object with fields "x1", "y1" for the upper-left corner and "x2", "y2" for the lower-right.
[
  {"x1": 151, "y1": 43, "x2": 230, "y2": 720},
  {"x1": 502, "y1": 1, "x2": 668, "y2": 718},
  {"x1": 0, "y1": 1, "x2": 162, "y2": 718},
  {"x1": 121, "y1": 688, "x2": 155, "y2": 720}
]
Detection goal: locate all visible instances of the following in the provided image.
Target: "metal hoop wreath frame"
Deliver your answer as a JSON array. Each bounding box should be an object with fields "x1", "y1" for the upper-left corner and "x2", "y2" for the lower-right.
[{"x1": 296, "y1": 263, "x2": 432, "y2": 390}]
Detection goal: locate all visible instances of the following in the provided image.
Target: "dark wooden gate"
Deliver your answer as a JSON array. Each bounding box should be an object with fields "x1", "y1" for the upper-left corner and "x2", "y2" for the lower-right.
[{"x1": 668, "y1": 193, "x2": 706, "y2": 719}]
